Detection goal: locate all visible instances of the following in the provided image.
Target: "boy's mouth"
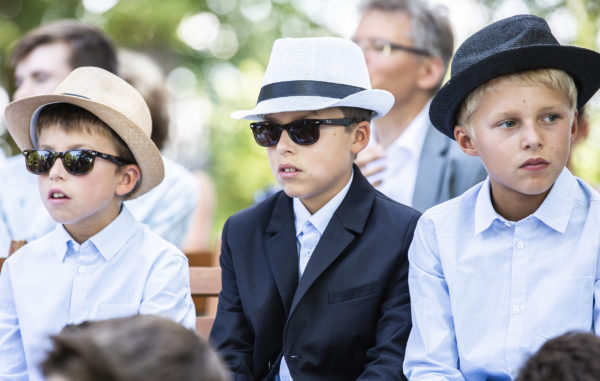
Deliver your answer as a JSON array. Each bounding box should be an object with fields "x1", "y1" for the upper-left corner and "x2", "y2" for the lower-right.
[
  {"x1": 279, "y1": 164, "x2": 301, "y2": 177},
  {"x1": 48, "y1": 190, "x2": 70, "y2": 200},
  {"x1": 519, "y1": 158, "x2": 549, "y2": 169}
]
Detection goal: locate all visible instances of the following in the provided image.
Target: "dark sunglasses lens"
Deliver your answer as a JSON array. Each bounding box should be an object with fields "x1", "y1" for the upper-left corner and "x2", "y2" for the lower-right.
[
  {"x1": 289, "y1": 120, "x2": 319, "y2": 145},
  {"x1": 24, "y1": 150, "x2": 54, "y2": 174},
  {"x1": 251, "y1": 123, "x2": 281, "y2": 147},
  {"x1": 63, "y1": 150, "x2": 94, "y2": 175}
]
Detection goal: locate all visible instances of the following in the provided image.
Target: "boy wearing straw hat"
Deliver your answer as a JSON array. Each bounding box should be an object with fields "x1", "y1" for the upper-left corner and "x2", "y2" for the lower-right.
[
  {"x1": 403, "y1": 15, "x2": 600, "y2": 380},
  {"x1": 0, "y1": 67, "x2": 195, "y2": 381},
  {"x1": 210, "y1": 37, "x2": 420, "y2": 381}
]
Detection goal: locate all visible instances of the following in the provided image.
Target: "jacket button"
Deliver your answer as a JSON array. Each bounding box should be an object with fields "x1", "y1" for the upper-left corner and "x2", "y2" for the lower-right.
[{"x1": 289, "y1": 355, "x2": 299, "y2": 360}]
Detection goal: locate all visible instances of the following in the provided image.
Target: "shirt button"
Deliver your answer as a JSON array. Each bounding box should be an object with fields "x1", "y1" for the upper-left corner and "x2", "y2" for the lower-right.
[
  {"x1": 504, "y1": 222, "x2": 511, "y2": 228},
  {"x1": 516, "y1": 241, "x2": 524, "y2": 249},
  {"x1": 512, "y1": 305, "x2": 521, "y2": 314},
  {"x1": 78, "y1": 265, "x2": 86, "y2": 274}
]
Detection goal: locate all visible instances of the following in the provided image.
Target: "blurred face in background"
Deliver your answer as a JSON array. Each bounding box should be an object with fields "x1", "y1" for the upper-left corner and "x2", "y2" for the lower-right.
[
  {"x1": 14, "y1": 41, "x2": 73, "y2": 100},
  {"x1": 353, "y1": 9, "x2": 426, "y2": 107}
]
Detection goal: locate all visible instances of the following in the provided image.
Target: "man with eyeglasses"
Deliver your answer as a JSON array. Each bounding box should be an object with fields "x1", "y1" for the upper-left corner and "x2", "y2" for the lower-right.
[{"x1": 352, "y1": 0, "x2": 485, "y2": 212}]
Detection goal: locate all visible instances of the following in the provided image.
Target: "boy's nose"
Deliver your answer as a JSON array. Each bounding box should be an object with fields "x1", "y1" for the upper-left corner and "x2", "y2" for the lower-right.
[
  {"x1": 521, "y1": 123, "x2": 543, "y2": 150},
  {"x1": 275, "y1": 130, "x2": 296, "y2": 153},
  {"x1": 48, "y1": 157, "x2": 67, "y2": 180}
]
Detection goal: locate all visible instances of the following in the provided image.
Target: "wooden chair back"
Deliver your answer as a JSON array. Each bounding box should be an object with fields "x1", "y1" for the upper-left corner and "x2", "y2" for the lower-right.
[{"x1": 190, "y1": 266, "x2": 221, "y2": 337}]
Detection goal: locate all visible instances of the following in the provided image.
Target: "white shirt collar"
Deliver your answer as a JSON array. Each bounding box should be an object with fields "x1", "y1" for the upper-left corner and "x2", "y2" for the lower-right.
[{"x1": 293, "y1": 170, "x2": 354, "y2": 236}]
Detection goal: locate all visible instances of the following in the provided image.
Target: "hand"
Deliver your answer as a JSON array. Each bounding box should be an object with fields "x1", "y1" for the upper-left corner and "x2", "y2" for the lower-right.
[{"x1": 355, "y1": 145, "x2": 386, "y2": 187}]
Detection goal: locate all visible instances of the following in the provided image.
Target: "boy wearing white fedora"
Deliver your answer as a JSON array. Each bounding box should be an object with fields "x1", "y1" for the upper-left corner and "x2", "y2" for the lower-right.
[
  {"x1": 0, "y1": 66, "x2": 195, "y2": 381},
  {"x1": 404, "y1": 15, "x2": 600, "y2": 380},
  {"x1": 210, "y1": 37, "x2": 420, "y2": 381}
]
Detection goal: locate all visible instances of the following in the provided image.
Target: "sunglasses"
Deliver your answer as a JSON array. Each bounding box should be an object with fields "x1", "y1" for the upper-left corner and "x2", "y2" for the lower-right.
[
  {"x1": 353, "y1": 38, "x2": 431, "y2": 57},
  {"x1": 23, "y1": 149, "x2": 134, "y2": 176},
  {"x1": 250, "y1": 118, "x2": 357, "y2": 147}
]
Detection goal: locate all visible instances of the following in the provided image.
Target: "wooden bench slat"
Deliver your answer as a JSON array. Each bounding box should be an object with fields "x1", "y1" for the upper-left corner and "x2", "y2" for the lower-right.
[{"x1": 190, "y1": 266, "x2": 221, "y2": 296}]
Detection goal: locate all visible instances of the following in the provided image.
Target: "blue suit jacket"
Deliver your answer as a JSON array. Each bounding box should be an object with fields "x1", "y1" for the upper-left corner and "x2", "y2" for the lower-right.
[
  {"x1": 210, "y1": 167, "x2": 420, "y2": 381},
  {"x1": 412, "y1": 124, "x2": 487, "y2": 212}
]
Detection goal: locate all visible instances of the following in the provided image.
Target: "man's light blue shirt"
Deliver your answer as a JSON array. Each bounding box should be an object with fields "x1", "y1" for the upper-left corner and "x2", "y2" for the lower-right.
[
  {"x1": 403, "y1": 168, "x2": 600, "y2": 380},
  {"x1": 0, "y1": 154, "x2": 199, "y2": 256},
  {"x1": 278, "y1": 171, "x2": 354, "y2": 381},
  {"x1": 0, "y1": 206, "x2": 196, "y2": 381}
]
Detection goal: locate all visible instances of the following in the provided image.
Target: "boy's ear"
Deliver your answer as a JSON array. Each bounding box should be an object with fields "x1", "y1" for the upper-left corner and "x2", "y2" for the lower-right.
[
  {"x1": 416, "y1": 56, "x2": 445, "y2": 91},
  {"x1": 454, "y1": 125, "x2": 479, "y2": 157},
  {"x1": 351, "y1": 121, "x2": 371, "y2": 155},
  {"x1": 115, "y1": 164, "x2": 141, "y2": 197},
  {"x1": 570, "y1": 110, "x2": 579, "y2": 143}
]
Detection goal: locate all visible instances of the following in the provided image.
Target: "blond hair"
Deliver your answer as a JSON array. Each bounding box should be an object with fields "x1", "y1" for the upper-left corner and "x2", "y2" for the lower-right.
[{"x1": 457, "y1": 68, "x2": 577, "y2": 132}]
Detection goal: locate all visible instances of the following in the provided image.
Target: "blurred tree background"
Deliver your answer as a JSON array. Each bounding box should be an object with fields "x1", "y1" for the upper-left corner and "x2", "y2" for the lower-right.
[{"x1": 0, "y1": 0, "x2": 599, "y2": 246}]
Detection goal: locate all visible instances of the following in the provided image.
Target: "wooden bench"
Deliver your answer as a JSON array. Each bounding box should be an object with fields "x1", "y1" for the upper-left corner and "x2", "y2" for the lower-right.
[{"x1": 190, "y1": 266, "x2": 221, "y2": 337}]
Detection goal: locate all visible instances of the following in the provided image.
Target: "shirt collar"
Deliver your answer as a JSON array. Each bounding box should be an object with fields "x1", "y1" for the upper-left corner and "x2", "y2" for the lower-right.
[
  {"x1": 372, "y1": 101, "x2": 431, "y2": 159},
  {"x1": 474, "y1": 167, "x2": 577, "y2": 235},
  {"x1": 51, "y1": 206, "x2": 138, "y2": 262},
  {"x1": 293, "y1": 170, "x2": 354, "y2": 237}
]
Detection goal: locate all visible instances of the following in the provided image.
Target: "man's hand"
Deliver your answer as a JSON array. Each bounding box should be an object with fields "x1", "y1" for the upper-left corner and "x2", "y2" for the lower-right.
[{"x1": 355, "y1": 145, "x2": 386, "y2": 187}]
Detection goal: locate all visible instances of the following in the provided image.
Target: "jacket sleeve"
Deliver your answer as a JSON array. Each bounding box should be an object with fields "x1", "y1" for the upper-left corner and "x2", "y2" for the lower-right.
[
  {"x1": 357, "y1": 212, "x2": 420, "y2": 381},
  {"x1": 209, "y1": 218, "x2": 254, "y2": 381}
]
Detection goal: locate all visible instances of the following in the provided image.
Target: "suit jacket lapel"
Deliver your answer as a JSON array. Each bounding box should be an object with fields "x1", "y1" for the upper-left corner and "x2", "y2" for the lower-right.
[
  {"x1": 289, "y1": 167, "x2": 375, "y2": 316},
  {"x1": 412, "y1": 124, "x2": 449, "y2": 212},
  {"x1": 264, "y1": 194, "x2": 299, "y2": 316}
]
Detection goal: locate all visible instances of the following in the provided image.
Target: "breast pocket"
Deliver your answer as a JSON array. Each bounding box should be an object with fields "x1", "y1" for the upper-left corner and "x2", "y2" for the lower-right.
[
  {"x1": 328, "y1": 282, "x2": 380, "y2": 304},
  {"x1": 536, "y1": 276, "x2": 594, "y2": 339},
  {"x1": 96, "y1": 303, "x2": 139, "y2": 320}
]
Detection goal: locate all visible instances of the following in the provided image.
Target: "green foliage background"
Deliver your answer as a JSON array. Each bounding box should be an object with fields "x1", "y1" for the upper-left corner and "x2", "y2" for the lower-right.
[{"x1": 1, "y1": 0, "x2": 599, "y2": 245}]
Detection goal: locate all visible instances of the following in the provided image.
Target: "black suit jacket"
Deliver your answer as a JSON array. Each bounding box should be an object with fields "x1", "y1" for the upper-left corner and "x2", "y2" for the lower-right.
[{"x1": 210, "y1": 168, "x2": 420, "y2": 381}]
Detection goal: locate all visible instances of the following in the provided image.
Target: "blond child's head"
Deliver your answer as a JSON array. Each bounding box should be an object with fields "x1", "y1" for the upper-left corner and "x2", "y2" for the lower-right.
[{"x1": 429, "y1": 14, "x2": 600, "y2": 220}]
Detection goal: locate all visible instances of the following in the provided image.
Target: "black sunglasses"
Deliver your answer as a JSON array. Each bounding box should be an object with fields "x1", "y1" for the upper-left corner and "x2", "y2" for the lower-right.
[
  {"x1": 23, "y1": 149, "x2": 134, "y2": 176},
  {"x1": 354, "y1": 38, "x2": 431, "y2": 57},
  {"x1": 249, "y1": 118, "x2": 357, "y2": 147}
]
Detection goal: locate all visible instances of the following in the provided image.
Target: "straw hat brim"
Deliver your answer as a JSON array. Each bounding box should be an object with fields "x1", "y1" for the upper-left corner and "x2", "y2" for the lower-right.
[
  {"x1": 4, "y1": 94, "x2": 164, "y2": 199},
  {"x1": 231, "y1": 88, "x2": 394, "y2": 121},
  {"x1": 430, "y1": 45, "x2": 600, "y2": 140}
]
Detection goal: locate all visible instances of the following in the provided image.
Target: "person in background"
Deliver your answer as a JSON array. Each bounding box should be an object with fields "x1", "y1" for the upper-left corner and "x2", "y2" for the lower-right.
[
  {"x1": 352, "y1": 0, "x2": 485, "y2": 212},
  {"x1": 117, "y1": 49, "x2": 214, "y2": 251},
  {"x1": 0, "y1": 67, "x2": 195, "y2": 381},
  {"x1": 0, "y1": 19, "x2": 202, "y2": 256},
  {"x1": 41, "y1": 315, "x2": 230, "y2": 381},
  {"x1": 515, "y1": 331, "x2": 600, "y2": 381}
]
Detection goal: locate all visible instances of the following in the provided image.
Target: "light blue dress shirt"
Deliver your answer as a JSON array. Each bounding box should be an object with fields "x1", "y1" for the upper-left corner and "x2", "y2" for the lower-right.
[
  {"x1": 0, "y1": 154, "x2": 199, "y2": 256},
  {"x1": 0, "y1": 206, "x2": 196, "y2": 381},
  {"x1": 403, "y1": 168, "x2": 600, "y2": 380},
  {"x1": 278, "y1": 171, "x2": 354, "y2": 381}
]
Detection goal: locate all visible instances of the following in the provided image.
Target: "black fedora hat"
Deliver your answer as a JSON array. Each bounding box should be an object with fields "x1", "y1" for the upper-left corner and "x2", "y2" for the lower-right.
[{"x1": 430, "y1": 14, "x2": 600, "y2": 140}]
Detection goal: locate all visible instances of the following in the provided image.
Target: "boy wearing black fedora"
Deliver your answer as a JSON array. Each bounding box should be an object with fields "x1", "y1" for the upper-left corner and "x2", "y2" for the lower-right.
[
  {"x1": 210, "y1": 37, "x2": 420, "y2": 381},
  {"x1": 403, "y1": 14, "x2": 600, "y2": 380},
  {"x1": 0, "y1": 67, "x2": 195, "y2": 381}
]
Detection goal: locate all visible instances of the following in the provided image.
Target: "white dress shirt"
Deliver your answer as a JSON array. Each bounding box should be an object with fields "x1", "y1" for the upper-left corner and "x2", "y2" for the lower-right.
[
  {"x1": 0, "y1": 206, "x2": 196, "y2": 381},
  {"x1": 404, "y1": 168, "x2": 600, "y2": 380},
  {"x1": 364, "y1": 102, "x2": 430, "y2": 206}
]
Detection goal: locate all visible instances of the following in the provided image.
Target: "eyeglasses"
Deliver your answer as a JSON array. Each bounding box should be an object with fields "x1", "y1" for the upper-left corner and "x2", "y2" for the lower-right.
[
  {"x1": 250, "y1": 118, "x2": 357, "y2": 147},
  {"x1": 23, "y1": 149, "x2": 134, "y2": 176},
  {"x1": 354, "y1": 38, "x2": 431, "y2": 57}
]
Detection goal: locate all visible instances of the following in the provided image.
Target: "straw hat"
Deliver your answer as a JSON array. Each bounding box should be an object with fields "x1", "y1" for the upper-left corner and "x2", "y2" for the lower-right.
[
  {"x1": 4, "y1": 66, "x2": 164, "y2": 199},
  {"x1": 231, "y1": 37, "x2": 394, "y2": 120},
  {"x1": 430, "y1": 14, "x2": 600, "y2": 140}
]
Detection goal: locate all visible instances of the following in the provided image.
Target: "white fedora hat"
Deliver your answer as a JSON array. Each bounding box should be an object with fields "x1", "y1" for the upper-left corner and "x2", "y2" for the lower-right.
[
  {"x1": 231, "y1": 37, "x2": 394, "y2": 121},
  {"x1": 4, "y1": 66, "x2": 164, "y2": 200}
]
